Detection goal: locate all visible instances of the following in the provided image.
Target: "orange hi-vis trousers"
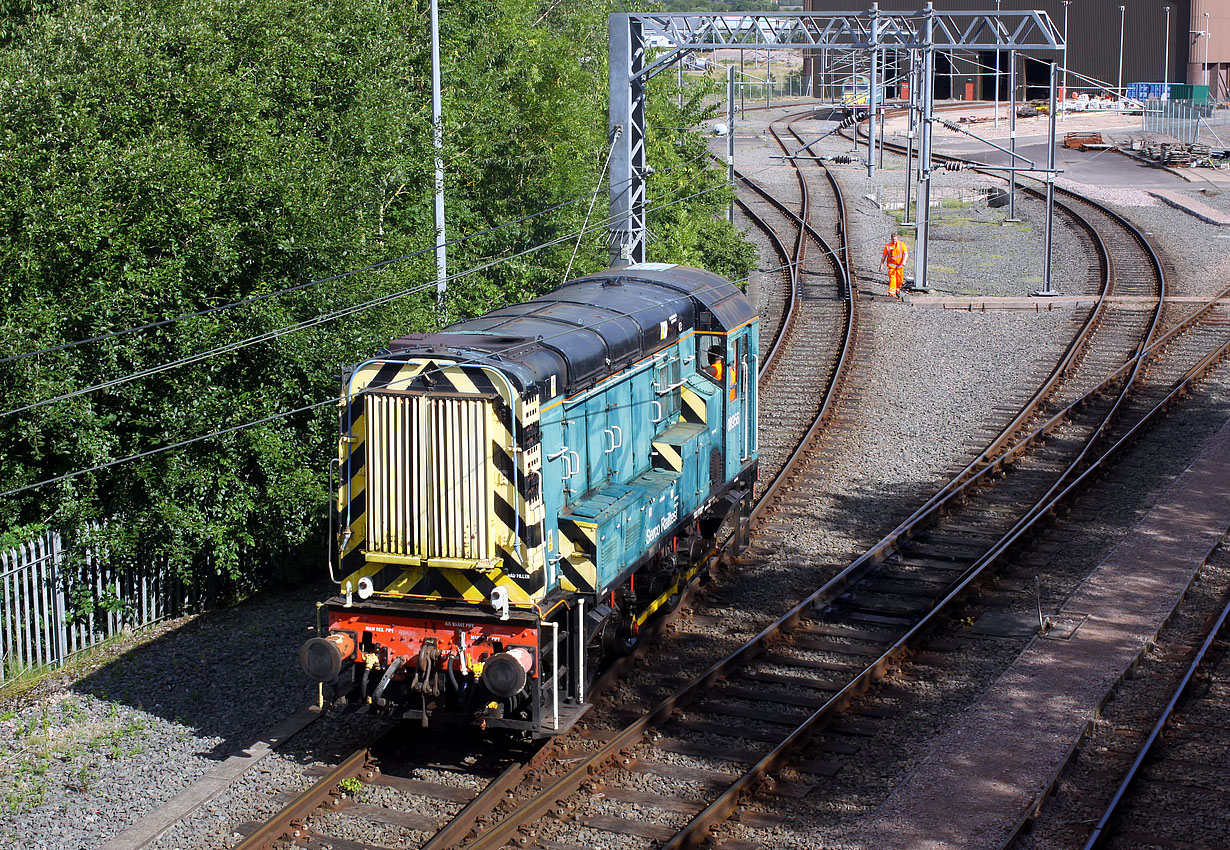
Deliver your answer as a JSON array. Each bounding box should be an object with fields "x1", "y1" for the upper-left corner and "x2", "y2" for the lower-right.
[
  {"x1": 883, "y1": 240, "x2": 907, "y2": 297},
  {"x1": 887, "y1": 264, "x2": 905, "y2": 296}
]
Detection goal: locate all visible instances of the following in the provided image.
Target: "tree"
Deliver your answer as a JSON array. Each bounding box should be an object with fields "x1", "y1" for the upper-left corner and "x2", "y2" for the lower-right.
[{"x1": 0, "y1": 0, "x2": 754, "y2": 595}]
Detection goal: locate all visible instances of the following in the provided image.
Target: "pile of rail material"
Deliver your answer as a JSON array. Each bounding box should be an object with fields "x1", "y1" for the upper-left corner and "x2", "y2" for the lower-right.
[
  {"x1": 1137, "y1": 139, "x2": 1230, "y2": 166},
  {"x1": 1063, "y1": 131, "x2": 1115, "y2": 152},
  {"x1": 1142, "y1": 141, "x2": 1193, "y2": 165}
]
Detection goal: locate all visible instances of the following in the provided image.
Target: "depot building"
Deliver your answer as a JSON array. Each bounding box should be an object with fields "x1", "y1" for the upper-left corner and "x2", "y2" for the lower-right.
[{"x1": 800, "y1": 1, "x2": 1229, "y2": 101}]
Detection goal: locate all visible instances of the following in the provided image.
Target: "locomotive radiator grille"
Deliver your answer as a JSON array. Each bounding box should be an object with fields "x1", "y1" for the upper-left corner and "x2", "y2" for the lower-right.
[{"x1": 365, "y1": 393, "x2": 491, "y2": 562}]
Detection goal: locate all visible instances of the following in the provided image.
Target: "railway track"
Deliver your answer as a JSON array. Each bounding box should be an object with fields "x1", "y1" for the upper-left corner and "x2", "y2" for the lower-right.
[
  {"x1": 1082, "y1": 593, "x2": 1230, "y2": 850},
  {"x1": 1007, "y1": 542, "x2": 1230, "y2": 850},
  {"x1": 227, "y1": 107, "x2": 859, "y2": 850},
  {"x1": 733, "y1": 116, "x2": 854, "y2": 486},
  {"x1": 431, "y1": 118, "x2": 1230, "y2": 850},
  {"x1": 701, "y1": 110, "x2": 1230, "y2": 847},
  {"x1": 229, "y1": 108, "x2": 1230, "y2": 850},
  {"x1": 379, "y1": 117, "x2": 1155, "y2": 848}
]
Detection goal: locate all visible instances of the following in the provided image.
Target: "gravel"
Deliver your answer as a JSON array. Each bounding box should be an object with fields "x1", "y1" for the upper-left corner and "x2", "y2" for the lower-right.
[
  {"x1": 1, "y1": 105, "x2": 1226, "y2": 850},
  {"x1": 1014, "y1": 545, "x2": 1230, "y2": 850},
  {"x1": 0, "y1": 583, "x2": 326, "y2": 849}
]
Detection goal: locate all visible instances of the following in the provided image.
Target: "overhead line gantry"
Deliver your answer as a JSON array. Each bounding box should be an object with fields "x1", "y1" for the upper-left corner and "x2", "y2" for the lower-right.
[{"x1": 609, "y1": 4, "x2": 1065, "y2": 292}]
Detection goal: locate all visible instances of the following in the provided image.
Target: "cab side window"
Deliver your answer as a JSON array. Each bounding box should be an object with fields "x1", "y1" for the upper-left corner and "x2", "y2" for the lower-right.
[
  {"x1": 699, "y1": 334, "x2": 724, "y2": 384},
  {"x1": 653, "y1": 355, "x2": 682, "y2": 423}
]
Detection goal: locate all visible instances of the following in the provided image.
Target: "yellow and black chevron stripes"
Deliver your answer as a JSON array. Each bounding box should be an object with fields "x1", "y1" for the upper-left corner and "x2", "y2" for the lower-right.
[
  {"x1": 556, "y1": 518, "x2": 598, "y2": 592},
  {"x1": 374, "y1": 546, "x2": 546, "y2": 606},
  {"x1": 487, "y1": 388, "x2": 546, "y2": 587},
  {"x1": 681, "y1": 384, "x2": 707, "y2": 425},
  {"x1": 338, "y1": 358, "x2": 432, "y2": 590},
  {"x1": 651, "y1": 440, "x2": 684, "y2": 472},
  {"x1": 337, "y1": 358, "x2": 548, "y2": 607}
]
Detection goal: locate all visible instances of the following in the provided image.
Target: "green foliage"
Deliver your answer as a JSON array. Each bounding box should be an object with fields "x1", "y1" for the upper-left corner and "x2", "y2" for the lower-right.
[
  {"x1": 636, "y1": 0, "x2": 784, "y2": 12},
  {"x1": 0, "y1": 0, "x2": 754, "y2": 594},
  {"x1": 642, "y1": 76, "x2": 758, "y2": 281},
  {"x1": 0, "y1": 523, "x2": 48, "y2": 552}
]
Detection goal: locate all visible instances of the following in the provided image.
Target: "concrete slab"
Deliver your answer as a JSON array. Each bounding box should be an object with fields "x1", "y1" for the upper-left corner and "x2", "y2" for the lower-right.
[
  {"x1": 968, "y1": 611, "x2": 1040, "y2": 639},
  {"x1": 98, "y1": 703, "x2": 320, "y2": 850},
  {"x1": 845, "y1": 414, "x2": 1230, "y2": 850},
  {"x1": 1148, "y1": 189, "x2": 1230, "y2": 225},
  {"x1": 899, "y1": 294, "x2": 1230, "y2": 311}
]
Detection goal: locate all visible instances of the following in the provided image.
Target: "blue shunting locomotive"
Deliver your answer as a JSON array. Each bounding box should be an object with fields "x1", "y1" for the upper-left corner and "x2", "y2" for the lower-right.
[{"x1": 299, "y1": 263, "x2": 759, "y2": 735}]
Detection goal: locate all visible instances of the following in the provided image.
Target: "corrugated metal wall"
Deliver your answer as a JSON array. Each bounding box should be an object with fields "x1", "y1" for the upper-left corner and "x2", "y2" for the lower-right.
[{"x1": 803, "y1": 1, "x2": 1195, "y2": 96}]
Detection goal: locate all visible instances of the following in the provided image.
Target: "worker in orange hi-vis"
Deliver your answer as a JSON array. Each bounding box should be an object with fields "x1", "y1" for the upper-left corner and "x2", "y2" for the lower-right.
[
  {"x1": 706, "y1": 345, "x2": 724, "y2": 381},
  {"x1": 879, "y1": 233, "x2": 909, "y2": 301}
]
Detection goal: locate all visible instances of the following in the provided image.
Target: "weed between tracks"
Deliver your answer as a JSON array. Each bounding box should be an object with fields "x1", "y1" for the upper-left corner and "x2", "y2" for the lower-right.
[{"x1": 0, "y1": 695, "x2": 156, "y2": 812}]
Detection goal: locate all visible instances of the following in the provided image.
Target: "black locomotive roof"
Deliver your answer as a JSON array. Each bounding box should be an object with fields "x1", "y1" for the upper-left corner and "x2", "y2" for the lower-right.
[{"x1": 386, "y1": 264, "x2": 755, "y2": 398}]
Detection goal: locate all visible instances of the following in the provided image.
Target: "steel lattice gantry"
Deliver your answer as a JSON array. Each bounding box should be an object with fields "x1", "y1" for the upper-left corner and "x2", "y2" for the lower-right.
[{"x1": 608, "y1": 4, "x2": 1064, "y2": 269}]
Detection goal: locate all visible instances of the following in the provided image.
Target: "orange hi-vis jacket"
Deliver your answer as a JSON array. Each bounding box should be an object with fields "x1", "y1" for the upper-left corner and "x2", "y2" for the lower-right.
[{"x1": 883, "y1": 240, "x2": 907, "y2": 268}]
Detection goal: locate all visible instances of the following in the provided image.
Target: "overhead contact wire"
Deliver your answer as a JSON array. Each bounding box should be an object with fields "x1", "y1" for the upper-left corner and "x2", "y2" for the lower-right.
[
  {"x1": 4, "y1": 247, "x2": 768, "y2": 499},
  {"x1": 0, "y1": 400, "x2": 336, "y2": 500},
  {"x1": 2, "y1": 182, "x2": 729, "y2": 419}
]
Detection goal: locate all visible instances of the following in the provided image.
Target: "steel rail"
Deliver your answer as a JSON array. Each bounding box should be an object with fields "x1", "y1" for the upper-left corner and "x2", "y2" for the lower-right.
[
  {"x1": 733, "y1": 199, "x2": 796, "y2": 377},
  {"x1": 727, "y1": 146, "x2": 855, "y2": 526},
  {"x1": 652, "y1": 113, "x2": 1230, "y2": 850},
  {"x1": 819, "y1": 125, "x2": 1171, "y2": 571},
  {"x1": 720, "y1": 117, "x2": 848, "y2": 377},
  {"x1": 668, "y1": 325, "x2": 1230, "y2": 849},
  {"x1": 233, "y1": 746, "x2": 374, "y2": 850},
  {"x1": 566, "y1": 112, "x2": 1210, "y2": 850},
  {"x1": 435, "y1": 109, "x2": 1180, "y2": 850},
  {"x1": 469, "y1": 322, "x2": 1166, "y2": 850},
  {"x1": 1084, "y1": 370, "x2": 1230, "y2": 850},
  {"x1": 656, "y1": 165, "x2": 1222, "y2": 850},
  {"x1": 723, "y1": 150, "x2": 804, "y2": 376},
  {"x1": 463, "y1": 110, "x2": 1183, "y2": 850},
  {"x1": 730, "y1": 156, "x2": 847, "y2": 296},
  {"x1": 994, "y1": 332, "x2": 1230, "y2": 850},
  {"x1": 781, "y1": 122, "x2": 812, "y2": 297},
  {"x1": 418, "y1": 758, "x2": 532, "y2": 850},
  {"x1": 458, "y1": 120, "x2": 858, "y2": 850}
]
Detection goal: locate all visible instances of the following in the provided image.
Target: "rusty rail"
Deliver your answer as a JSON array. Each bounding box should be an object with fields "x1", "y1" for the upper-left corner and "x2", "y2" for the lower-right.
[{"x1": 234, "y1": 746, "x2": 374, "y2": 850}]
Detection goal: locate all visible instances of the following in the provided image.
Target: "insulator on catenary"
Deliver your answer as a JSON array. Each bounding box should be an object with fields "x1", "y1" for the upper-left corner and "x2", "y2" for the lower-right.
[
  {"x1": 829, "y1": 155, "x2": 853, "y2": 164},
  {"x1": 837, "y1": 111, "x2": 866, "y2": 129},
  {"x1": 942, "y1": 160, "x2": 968, "y2": 171}
]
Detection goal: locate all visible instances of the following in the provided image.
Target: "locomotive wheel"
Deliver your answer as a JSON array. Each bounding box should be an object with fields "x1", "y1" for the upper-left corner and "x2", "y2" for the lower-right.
[{"x1": 621, "y1": 630, "x2": 640, "y2": 654}]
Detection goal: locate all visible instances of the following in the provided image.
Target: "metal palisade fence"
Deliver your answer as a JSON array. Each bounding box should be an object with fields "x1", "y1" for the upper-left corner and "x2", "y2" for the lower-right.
[
  {"x1": 0, "y1": 527, "x2": 186, "y2": 685},
  {"x1": 1142, "y1": 100, "x2": 1230, "y2": 146}
]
